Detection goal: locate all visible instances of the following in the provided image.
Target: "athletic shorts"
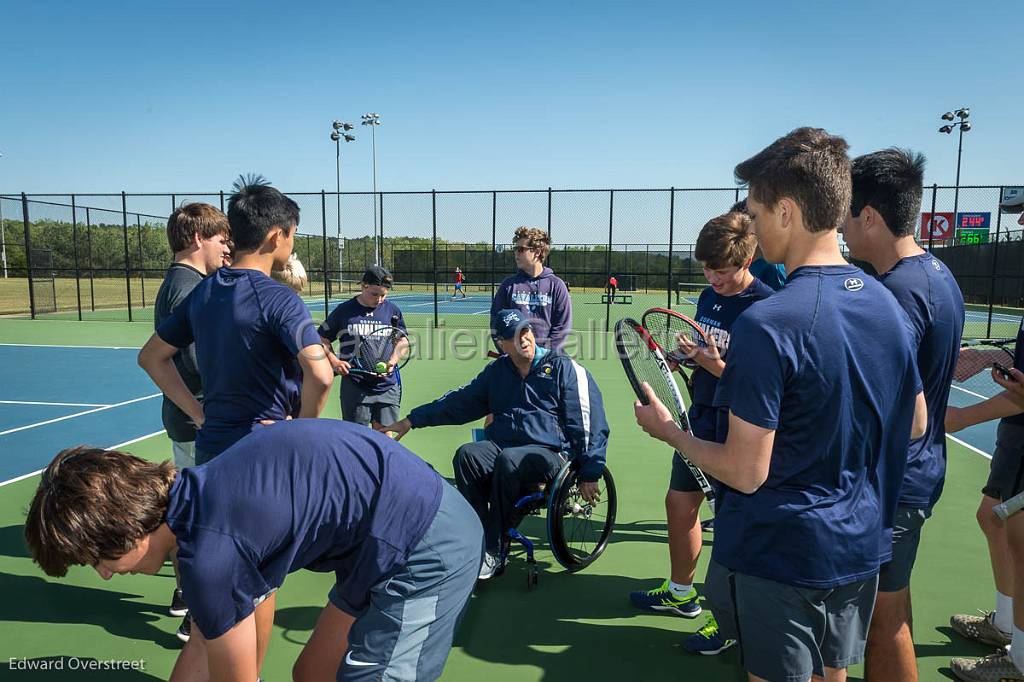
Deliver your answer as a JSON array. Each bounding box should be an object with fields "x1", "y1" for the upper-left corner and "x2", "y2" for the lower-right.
[
  {"x1": 341, "y1": 377, "x2": 402, "y2": 427},
  {"x1": 703, "y1": 559, "x2": 740, "y2": 641},
  {"x1": 669, "y1": 404, "x2": 720, "y2": 493},
  {"x1": 877, "y1": 506, "x2": 931, "y2": 593},
  {"x1": 330, "y1": 483, "x2": 483, "y2": 681},
  {"x1": 982, "y1": 422, "x2": 1024, "y2": 501},
  {"x1": 728, "y1": 568, "x2": 877, "y2": 681},
  {"x1": 171, "y1": 440, "x2": 195, "y2": 470}
]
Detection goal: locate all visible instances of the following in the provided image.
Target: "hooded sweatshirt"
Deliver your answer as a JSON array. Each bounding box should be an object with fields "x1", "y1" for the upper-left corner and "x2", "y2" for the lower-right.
[{"x1": 490, "y1": 267, "x2": 572, "y2": 350}]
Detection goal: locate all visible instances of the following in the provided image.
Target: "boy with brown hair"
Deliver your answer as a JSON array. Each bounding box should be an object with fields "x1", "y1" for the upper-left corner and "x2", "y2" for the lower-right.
[
  {"x1": 629, "y1": 210, "x2": 773, "y2": 655},
  {"x1": 153, "y1": 202, "x2": 231, "y2": 632},
  {"x1": 490, "y1": 226, "x2": 572, "y2": 350}
]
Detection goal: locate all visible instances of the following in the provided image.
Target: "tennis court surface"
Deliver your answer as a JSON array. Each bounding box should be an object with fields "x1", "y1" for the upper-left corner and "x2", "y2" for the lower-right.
[{"x1": 0, "y1": 317, "x2": 1008, "y2": 681}]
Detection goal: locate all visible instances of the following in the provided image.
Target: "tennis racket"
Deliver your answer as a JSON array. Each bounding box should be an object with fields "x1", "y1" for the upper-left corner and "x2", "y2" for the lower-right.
[
  {"x1": 953, "y1": 338, "x2": 1016, "y2": 391},
  {"x1": 615, "y1": 317, "x2": 715, "y2": 504},
  {"x1": 346, "y1": 315, "x2": 411, "y2": 379},
  {"x1": 641, "y1": 307, "x2": 712, "y2": 403}
]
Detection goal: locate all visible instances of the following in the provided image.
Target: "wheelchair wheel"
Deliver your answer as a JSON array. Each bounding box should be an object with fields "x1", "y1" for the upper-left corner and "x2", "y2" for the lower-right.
[{"x1": 546, "y1": 463, "x2": 616, "y2": 571}]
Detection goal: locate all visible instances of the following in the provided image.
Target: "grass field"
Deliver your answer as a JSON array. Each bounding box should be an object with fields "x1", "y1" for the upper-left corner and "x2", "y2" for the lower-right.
[{"x1": 0, "y1": 317, "x2": 1009, "y2": 681}]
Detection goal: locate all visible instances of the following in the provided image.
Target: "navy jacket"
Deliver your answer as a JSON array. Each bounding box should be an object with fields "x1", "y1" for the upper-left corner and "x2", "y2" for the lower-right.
[{"x1": 408, "y1": 352, "x2": 609, "y2": 481}]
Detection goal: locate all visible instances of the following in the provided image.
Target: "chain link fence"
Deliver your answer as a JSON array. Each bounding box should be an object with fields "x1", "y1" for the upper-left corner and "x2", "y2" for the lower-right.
[{"x1": 1, "y1": 186, "x2": 1021, "y2": 339}]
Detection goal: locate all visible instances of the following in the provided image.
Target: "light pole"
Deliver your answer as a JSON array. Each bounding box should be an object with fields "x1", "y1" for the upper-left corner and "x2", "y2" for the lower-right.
[
  {"x1": 361, "y1": 113, "x2": 382, "y2": 266},
  {"x1": 939, "y1": 107, "x2": 971, "y2": 227},
  {"x1": 331, "y1": 120, "x2": 355, "y2": 289}
]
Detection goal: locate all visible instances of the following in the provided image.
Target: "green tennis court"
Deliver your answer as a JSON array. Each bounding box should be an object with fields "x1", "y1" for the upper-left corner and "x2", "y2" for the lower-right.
[{"x1": 0, "y1": 316, "x2": 1005, "y2": 681}]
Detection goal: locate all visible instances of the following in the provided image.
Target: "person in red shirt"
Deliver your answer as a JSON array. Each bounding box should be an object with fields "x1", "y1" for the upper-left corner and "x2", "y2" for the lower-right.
[
  {"x1": 452, "y1": 266, "x2": 466, "y2": 300},
  {"x1": 607, "y1": 275, "x2": 619, "y2": 301}
]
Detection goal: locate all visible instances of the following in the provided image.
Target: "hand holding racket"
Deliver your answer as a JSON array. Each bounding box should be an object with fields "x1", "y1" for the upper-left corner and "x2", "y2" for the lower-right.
[
  {"x1": 641, "y1": 307, "x2": 710, "y2": 402},
  {"x1": 346, "y1": 320, "x2": 412, "y2": 379},
  {"x1": 953, "y1": 338, "x2": 1016, "y2": 383}
]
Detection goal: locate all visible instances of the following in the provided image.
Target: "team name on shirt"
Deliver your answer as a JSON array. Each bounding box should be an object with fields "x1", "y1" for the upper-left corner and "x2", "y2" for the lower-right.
[
  {"x1": 511, "y1": 292, "x2": 553, "y2": 308},
  {"x1": 696, "y1": 317, "x2": 733, "y2": 356},
  {"x1": 346, "y1": 320, "x2": 390, "y2": 337}
]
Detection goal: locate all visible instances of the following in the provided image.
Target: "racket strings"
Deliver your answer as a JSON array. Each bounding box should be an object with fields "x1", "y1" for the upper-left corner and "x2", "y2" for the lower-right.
[
  {"x1": 954, "y1": 344, "x2": 1015, "y2": 383},
  {"x1": 616, "y1": 324, "x2": 686, "y2": 425}
]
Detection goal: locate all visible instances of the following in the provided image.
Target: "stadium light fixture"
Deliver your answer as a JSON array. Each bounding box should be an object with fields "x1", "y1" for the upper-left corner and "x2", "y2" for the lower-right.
[
  {"x1": 938, "y1": 107, "x2": 972, "y2": 222},
  {"x1": 361, "y1": 113, "x2": 382, "y2": 267},
  {"x1": 330, "y1": 121, "x2": 356, "y2": 285}
]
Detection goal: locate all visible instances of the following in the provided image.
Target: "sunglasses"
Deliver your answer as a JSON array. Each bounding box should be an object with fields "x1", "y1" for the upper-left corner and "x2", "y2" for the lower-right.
[{"x1": 514, "y1": 246, "x2": 533, "y2": 254}]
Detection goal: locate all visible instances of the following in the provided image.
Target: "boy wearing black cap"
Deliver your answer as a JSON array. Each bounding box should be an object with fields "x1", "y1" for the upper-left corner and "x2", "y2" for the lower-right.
[
  {"x1": 320, "y1": 266, "x2": 409, "y2": 427},
  {"x1": 379, "y1": 309, "x2": 609, "y2": 580}
]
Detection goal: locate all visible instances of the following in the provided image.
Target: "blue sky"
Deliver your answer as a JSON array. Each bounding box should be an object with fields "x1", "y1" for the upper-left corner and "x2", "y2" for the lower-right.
[{"x1": 1, "y1": 0, "x2": 1021, "y2": 195}]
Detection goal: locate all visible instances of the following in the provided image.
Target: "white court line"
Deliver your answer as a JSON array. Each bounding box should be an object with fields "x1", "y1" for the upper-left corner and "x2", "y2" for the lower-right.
[
  {"x1": 0, "y1": 400, "x2": 111, "y2": 407},
  {"x1": 0, "y1": 342, "x2": 140, "y2": 350},
  {"x1": 947, "y1": 433, "x2": 992, "y2": 460},
  {"x1": 0, "y1": 393, "x2": 161, "y2": 437},
  {"x1": 0, "y1": 429, "x2": 168, "y2": 488},
  {"x1": 952, "y1": 384, "x2": 990, "y2": 400}
]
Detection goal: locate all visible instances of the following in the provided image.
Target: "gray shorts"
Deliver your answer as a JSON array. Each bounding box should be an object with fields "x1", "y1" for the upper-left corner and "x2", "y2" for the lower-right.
[
  {"x1": 341, "y1": 376, "x2": 402, "y2": 427},
  {"x1": 878, "y1": 506, "x2": 931, "y2": 593},
  {"x1": 983, "y1": 422, "x2": 1024, "y2": 501},
  {"x1": 727, "y1": 568, "x2": 877, "y2": 681},
  {"x1": 330, "y1": 483, "x2": 483, "y2": 681},
  {"x1": 703, "y1": 559, "x2": 740, "y2": 641},
  {"x1": 171, "y1": 440, "x2": 195, "y2": 469}
]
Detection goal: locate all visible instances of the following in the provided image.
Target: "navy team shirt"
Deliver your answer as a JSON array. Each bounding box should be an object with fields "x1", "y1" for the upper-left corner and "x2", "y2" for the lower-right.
[
  {"x1": 157, "y1": 267, "x2": 321, "y2": 455},
  {"x1": 713, "y1": 265, "x2": 922, "y2": 588},
  {"x1": 1003, "y1": 317, "x2": 1024, "y2": 427},
  {"x1": 318, "y1": 298, "x2": 406, "y2": 395},
  {"x1": 878, "y1": 254, "x2": 964, "y2": 509},
  {"x1": 167, "y1": 419, "x2": 443, "y2": 639}
]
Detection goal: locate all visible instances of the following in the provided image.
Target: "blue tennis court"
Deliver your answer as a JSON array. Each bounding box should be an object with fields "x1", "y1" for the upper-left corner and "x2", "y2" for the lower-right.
[
  {"x1": 0, "y1": 344, "x2": 165, "y2": 484},
  {"x1": 304, "y1": 291, "x2": 494, "y2": 317}
]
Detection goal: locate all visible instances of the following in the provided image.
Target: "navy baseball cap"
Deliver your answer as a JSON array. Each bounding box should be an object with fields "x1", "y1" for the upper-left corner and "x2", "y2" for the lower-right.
[
  {"x1": 493, "y1": 309, "x2": 532, "y2": 340},
  {"x1": 361, "y1": 265, "x2": 393, "y2": 288}
]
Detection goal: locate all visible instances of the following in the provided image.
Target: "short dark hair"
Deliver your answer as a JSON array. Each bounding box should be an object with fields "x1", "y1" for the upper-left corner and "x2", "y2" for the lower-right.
[
  {"x1": 694, "y1": 212, "x2": 756, "y2": 269},
  {"x1": 25, "y1": 447, "x2": 175, "y2": 577},
  {"x1": 729, "y1": 198, "x2": 750, "y2": 216},
  {"x1": 734, "y1": 127, "x2": 851, "y2": 233},
  {"x1": 166, "y1": 203, "x2": 230, "y2": 253},
  {"x1": 227, "y1": 183, "x2": 300, "y2": 252},
  {"x1": 850, "y1": 148, "x2": 926, "y2": 238}
]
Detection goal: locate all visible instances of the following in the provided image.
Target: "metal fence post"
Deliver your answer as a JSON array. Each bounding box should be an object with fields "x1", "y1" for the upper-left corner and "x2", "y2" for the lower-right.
[
  {"x1": 21, "y1": 193, "x2": 36, "y2": 319},
  {"x1": 987, "y1": 188, "x2": 1004, "y2": 338},
  {"x1": 136, "y1": 214, "x2": 146, "y2": 308},
  {"x1": 605, "y1": 189, "x2": 614, "y2": 332},
  {"x1": 927, "y1": 184, "x2": 937, "y2": 253},
  {"x1": 491, "y1": 191, "x2": 497, "y2": 301},
  {"x1": 667, "y1": 188, "x2": 675, "y2": 308},
  {"x1": 71, "y1": 194, "x2": 82, "y2": 321},
  {"x1": 321, "y1": 191, "x2": 330, "y2": 315},
  {"x1": 432, "y1": 190, "x2": 439, "y2": 328},
  {"x1": 547, "y1": 187, "x2": 553, "y2": 242},
  {"x1": 122, "y1": 192, "x2": 134, "y2": 321},
  {"x1": 86, "y1": 207, "x2": 95, "y2": 311},
  {"x1": 219, "y1": 191, "x2": 225, "y2": 213}
]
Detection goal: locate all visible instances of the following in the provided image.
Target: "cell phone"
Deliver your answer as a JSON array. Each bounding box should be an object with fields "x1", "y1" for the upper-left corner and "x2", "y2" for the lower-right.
[{"x1": 993, "y1": 362, "x2": 1016, "y2": 381}]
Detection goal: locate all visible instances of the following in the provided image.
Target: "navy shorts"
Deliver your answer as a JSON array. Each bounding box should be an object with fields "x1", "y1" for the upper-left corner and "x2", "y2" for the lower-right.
[
  {"x1": 877, "y1": 506, "x2": 930, "y2": 593},
  {"x1": 669, "y1": 404, "x2": 722, "y2": 493}
]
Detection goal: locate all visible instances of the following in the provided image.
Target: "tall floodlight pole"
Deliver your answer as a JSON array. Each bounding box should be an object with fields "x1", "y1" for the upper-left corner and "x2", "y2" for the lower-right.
[
  {"x1": 331, "y1": 120, "x2": 355, "y2": 287},
  {"x1": 0, "y1": 151, "x2": 6, "y2": 277},
  {"x1": 361, "y1": 113, "x2": 382, "y2": 266},
  {"x1": 939, "y1": 107, "x2": 972, "y2": 229}
]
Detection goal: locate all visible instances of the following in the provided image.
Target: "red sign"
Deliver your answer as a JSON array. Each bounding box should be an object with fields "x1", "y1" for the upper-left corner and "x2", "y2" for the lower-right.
[{"x1": 921, "y1": 213, "x2": 955, "y2": 240}]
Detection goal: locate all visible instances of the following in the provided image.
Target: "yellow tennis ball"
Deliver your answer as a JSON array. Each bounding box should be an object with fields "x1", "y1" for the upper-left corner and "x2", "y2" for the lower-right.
[{"x1": 375, "y1": 362, "x2": 388, "y2": 374}]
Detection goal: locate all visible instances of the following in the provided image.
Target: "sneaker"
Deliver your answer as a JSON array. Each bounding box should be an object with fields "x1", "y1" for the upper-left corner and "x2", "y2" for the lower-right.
[
  {"x1": 683, "y1": 614, "x2": 737, "y2": 655},
  {"x1": 169, "y1": 588, "x2": 188, "y2": 617},
  {"x1": 478, "y1": 552, "x2": 505, "y2": 581},
  {"x1": 629, "y1": 580, "x2": 702, "y2": 618},
  {"x1": 951, "y1": 611, "x2": 1012, "y2": 648},
  {"x1": 950, "y1": 653, "x2": 1024, "y2": 682},
  {"x1": 176, "y1": 615, "x2": 191, "y2": 643}
]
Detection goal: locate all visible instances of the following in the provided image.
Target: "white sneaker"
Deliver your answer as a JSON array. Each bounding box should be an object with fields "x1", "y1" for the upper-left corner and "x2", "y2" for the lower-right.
[{"x1": 478, "y1": 552, "x2": 505, "y2": 580}]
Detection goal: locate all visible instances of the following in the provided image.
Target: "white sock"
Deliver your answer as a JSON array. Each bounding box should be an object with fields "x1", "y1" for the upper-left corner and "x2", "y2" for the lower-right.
[
  {"x1": 1011, "y1": 627, "x2": 1024, "y2": 670},
  {"x1": 997, "y1": 592, "x2": 1014, "y2": 633},
  {"x1": 669, "y1": 580, "x2": 692, "y2": 597}
]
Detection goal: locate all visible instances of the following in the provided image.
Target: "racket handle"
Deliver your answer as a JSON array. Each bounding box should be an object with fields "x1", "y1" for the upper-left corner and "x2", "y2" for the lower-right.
[
  {"x1": 391, "y1": 314, "x2": 399, "y2": 327},
  {"x1": 994, "y1": 492, "x2": 1024, "y2": 520},
  {"x1": 487, "y1": 350, "x2": 501, "y2": 359}
]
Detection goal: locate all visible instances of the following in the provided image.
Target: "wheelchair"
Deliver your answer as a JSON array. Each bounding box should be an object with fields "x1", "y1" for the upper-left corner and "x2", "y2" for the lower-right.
[{"x1": 501, "y1": 459, "x2": 617, "y2": 590}]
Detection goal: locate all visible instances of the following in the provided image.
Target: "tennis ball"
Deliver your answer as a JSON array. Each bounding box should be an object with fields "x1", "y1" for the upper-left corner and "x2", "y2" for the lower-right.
[{"x1": 375, "y1": 361, "x2": 388, "y2": 374}]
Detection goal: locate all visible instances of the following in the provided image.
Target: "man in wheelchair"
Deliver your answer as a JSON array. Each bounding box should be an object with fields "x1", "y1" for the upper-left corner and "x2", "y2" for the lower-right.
[{"x1": 379, "y1": 309, "x2": 610, "y2": 580}]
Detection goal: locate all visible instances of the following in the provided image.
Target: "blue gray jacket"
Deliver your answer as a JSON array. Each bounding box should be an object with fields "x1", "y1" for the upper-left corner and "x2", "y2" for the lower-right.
[{"x1": 408, "y1": 350, "x2": 609, "y2": 481}]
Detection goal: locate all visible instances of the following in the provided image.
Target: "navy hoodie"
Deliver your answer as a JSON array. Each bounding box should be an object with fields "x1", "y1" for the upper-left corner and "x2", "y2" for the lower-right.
[
  {"x1": 407, "y1": 350, "x2": 609, "y2": 482},
  {"x1": 490, "y1": 267, "x2": 572, "y2": 350}
]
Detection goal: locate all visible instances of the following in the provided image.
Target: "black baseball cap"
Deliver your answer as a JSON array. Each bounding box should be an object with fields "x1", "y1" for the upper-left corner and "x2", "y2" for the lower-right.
[{"x1": 361, "y1": 265, "x2": 394, "y2": 288}]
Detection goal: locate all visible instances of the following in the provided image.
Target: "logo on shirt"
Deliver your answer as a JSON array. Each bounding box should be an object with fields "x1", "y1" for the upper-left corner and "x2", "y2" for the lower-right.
[
  {"x1": 931, "y1": 259, "x2": 942, "y2": 271},
  {"x1": 843, "y1": 278, "x2": 864, "y2": 292},
  {"x1": 712, "y1": 304, "x2": 722, "y2": 311}
]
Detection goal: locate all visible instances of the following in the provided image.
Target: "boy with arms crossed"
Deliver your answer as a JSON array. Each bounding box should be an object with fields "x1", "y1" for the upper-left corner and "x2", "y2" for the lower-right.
[
  {"x1": 635, "y1": 128, "x2": 926, "y2": 682},
  {"x1": 629, "y1": 211, "x2": 773, "y2": 656},
  {"x1": 153, "y1": 202, "x2": 232, "y2": 636}
]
